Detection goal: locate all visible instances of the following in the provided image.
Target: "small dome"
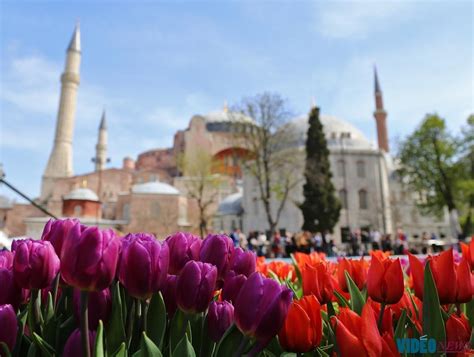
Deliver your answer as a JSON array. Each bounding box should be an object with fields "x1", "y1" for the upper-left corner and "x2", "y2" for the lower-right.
[
  {"x1": 217, "y1": 191, "x2": 243, "y2": 216},
  {"x1": 203, "y1": 110, "x2": 255, "y2": 125},
  {"x1": 0, "y1": 195, "x2": 12, "y2": 209},
  {"x1": 132, "y1": 181, "x2": 180, "y2": 195},
  {"x1": 64, "y1": 188, "x2": 99, "y2": 202}
]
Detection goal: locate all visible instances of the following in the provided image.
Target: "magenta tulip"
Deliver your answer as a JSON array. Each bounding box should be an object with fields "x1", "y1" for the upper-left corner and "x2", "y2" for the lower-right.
[
  {"x1": 41, "y1": 218, "x2": 79, "y2": 257},
  {"x1": 161, "y1": 275, "x2": 178, "y2": 317},
  {"x1": 0, "y1": 250, "x2": 14, "y2": 269},
  {"x1": 207, "y1": 301, "x2": 234, "y2": 342},
  {"x1": 230, "y1": 247, "x2": 256, "y2": 277},
  {"x1": 61, "y1": 224, "x2": 120, "y2": 291},
  {"x1": 119, "y1": 233, "x2": 169, "y2": 299},
  {"x1": 176, "y1": 261, "x2": 217, "y2": 313},
  {"x1": 200, "y1": 234, "x2": 233, "y2": 280},
  {"x1": 165, "y1": 232, "x2": 202, "y2": 275},
  {"x1": 13, "y1": 239, "x2": 59, "y2": 290},
  {"x1": 221, "y1": 271, "x2": 247, "y2": 303},
  {"x1": 63, "y1": 329, "x2": 96, "y2": 357},
  {"x1": 234, "y1": 272, "x2": 293, "y2": 350},
  {"x1": 73, "y1": 288, "x2": 111, "y2": 329},
  {"x1": 0, "y1": 304, "x2": 18, "y2": 352}
]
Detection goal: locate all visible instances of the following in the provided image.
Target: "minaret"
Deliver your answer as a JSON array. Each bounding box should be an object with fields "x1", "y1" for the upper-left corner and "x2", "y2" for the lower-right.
[
  {"x1": 373, "y1": 65, "x2": 389, "y2": 152},
  {"x1": 41, "y1": 24, "x2": 81, "y2": 200},
  {"x1": 94, "y1": 110, "x2": 108, "y2": 171}
]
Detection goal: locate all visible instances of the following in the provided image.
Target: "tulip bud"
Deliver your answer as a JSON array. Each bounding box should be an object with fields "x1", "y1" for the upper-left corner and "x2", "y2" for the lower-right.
[
  {"x1": 161, "y1": 275, "x2": 178, "y2": 317},
  {"x1": 0, "y1": 304, "x2": 18, "y2": 352},
  {"x1": 301, "y1": 262, "x2": 334, "y2": 305},
  {"x1": 176, "y1": 261, "x2": 217, "y2": 313},
  {"x1": 73, "y1": 288, "x2": 111, "y2": 329},
  {"x1": 207, "y1": 301, "x2": 234, "y2": 342},
  {"x1": 367, "y1": 254, "x2": 404, "y2": 304},
  {"x1": 337, "y1": 257, "x2": 367, "y2": 292},
  {"x1": 119, "y1": 233, "x2": 169, "y2": 299},
  {"x1": 13, "y1": 239, "x2": 60, "y2": 290},
  {"x1": 41, "y1": 218, "x2": 79, "y2": 257},
  {"x1": 234, "y1": 272, "x2": 293, "y2": 349},
  {"x1": 165, "y1": 232, "x2": 202, "y2": 275},
  {"x1": 221, "y1": 271, "x2": 247, "y2": 303},
  {"x1": 0, "y1": 250, "x2": 14, "y2": 269},
  {"x1": 0, "y1": 251, "x2": 23, "y2": 310},
  {"x1": 63, "y1": 328, "x2": 96, "y2": 357},
  {"x1": 61, "y1": 224, "x2": 120, "y2": 291},
  {"x1": 446, "y1": 313, "x2": 471, "y2": 349},
  {"x1": 229, "y1": 248, "x2": 256, "y2": 277},
  {"x1": 200, "y1": 234, "x2": 233, "y2": 280}
]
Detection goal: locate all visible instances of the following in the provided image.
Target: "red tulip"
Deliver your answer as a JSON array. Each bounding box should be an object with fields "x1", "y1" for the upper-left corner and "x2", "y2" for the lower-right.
[
  {"x1": 460, "y1": 239, "x2": 474, "y2": 270},
  {"x1": 278, "y1": 295, "x2": 322, "y2": 353},
  {"x1": 446, "y1": 314, "x2": 471, "y2": 355},
  {"x1": 367, "y1": 253, "x2": 404, "y2": 304},
  {"x1": 331, "y1": 304, "x2": 383, "y2": 357},
  {"x1": 301, "y1": 262, "x2": 334, "y2": 305},
  {"x1": 337, "y1": 257, "x2": 368, "y2": 292},
  {"x1": 409, "y1": 249, "x2": 472, "y2": 304}
]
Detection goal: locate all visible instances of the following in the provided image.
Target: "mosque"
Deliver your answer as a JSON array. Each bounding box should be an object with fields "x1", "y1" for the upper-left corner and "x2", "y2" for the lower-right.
[{"x1": 0, "y1": 24, "x2": 450, "y2": 243}]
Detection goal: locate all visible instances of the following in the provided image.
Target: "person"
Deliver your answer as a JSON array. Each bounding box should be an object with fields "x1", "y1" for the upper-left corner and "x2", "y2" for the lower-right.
[
  {"x1": 257, "y1": 231, "x2": 268, "y2": 257},
  {"x1": 381, "y1": 234, "x2": 392, "y2": 252},
  {"x1": 271, "y1": 231, "x2": 282, "y2": 258},
  {"x1": 313, "y1": 232, "x2": 323, "y2": 253},
  {"x1": 371, "y1": 230, "x2": 381, "y2": 250},
  {"x1": 237, "y1": 229, "x2": 248, "y2": 249},
  {"x1": 350, "y1": 230, "x2": 361, "y2": 256}
]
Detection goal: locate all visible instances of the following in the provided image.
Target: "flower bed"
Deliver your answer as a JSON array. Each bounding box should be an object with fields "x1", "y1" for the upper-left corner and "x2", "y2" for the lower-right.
[{"x1": 0, "y1": 219, "x2": 473, "y2": 356}]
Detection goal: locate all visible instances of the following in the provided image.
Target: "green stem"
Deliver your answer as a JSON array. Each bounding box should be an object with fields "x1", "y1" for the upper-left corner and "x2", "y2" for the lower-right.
[
  {"x1": 80, "y1": 291, "x2": 91, "y2": 357},
  {"x1": 141, "y1": 300, "x2": 148, "y2": 332},
  {"x1": 377, "y1": 302, "x2": 386, "y2": 332},
  {"x1": 52, "y1": 273, "x2": 60, "y2": 310},
  {"x1": 126, "y1": 299, "x2": 136, "y2": 347},
  {"x1": 28, "y1": 289, "x2": 39, "y2": 333},
  {"x1": 234, "y1": 335, "x2": 249, "y2": 357}
]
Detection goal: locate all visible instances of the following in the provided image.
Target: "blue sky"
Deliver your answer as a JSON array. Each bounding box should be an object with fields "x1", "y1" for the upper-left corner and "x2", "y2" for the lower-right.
[{"x1": 1, "y1": 0, "x2": 473, "y2": 201}]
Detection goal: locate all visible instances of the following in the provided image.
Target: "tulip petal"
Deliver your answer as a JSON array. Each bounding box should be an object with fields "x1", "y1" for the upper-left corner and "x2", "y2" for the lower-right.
[
  {"x1": 383, "y1": 259, "x2": 404, "y2": 304},
  {"x1": 360, "y1": 304, "x2": 382, "y2": 357},
  {"x1": 408, "y1": 253, "x2": 424, "y2": 300}
]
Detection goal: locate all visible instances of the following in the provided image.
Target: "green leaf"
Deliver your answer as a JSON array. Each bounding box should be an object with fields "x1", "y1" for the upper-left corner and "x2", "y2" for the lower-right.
[
  {"x1": 465, "y1": 299, "x2": 474, "y2": 328},
  {"x1": 214, "y1": 324, "x2": 246, "y2": 357},
  {"x1": 94, "y1": 320, "x2": 105, "y2": 357},
  {"x1": 344, "y1": 271, "x2": 365, "y2": 315},
  {"x1": 0, "y1": 342, "x2": 12, "y2": 357},
  {"x1": 106, "y1": 282, "x2": 127, "y2": 354},
  {"x1": 422, "y1": 262, "x2": 446, "y2": 349},
  {"x1": 172, "y1": 334, "x2": 195, "y2": 357},
  {"x1": 43, "y1": 292, "x2": 54, "y2": 324},
  {"x1": 199, "y1": 316, "x2": 215, "y2": 357},
  {"x1": 141, "y1": 332, "x2": 163, "y2": 357},
  {"x1": 333, "y1": 290, "x2": 350, "y2": 308},
  {"x1": 290, "y1": 253, "x2": 303, "y2": 283},
  {"x1": 394, "y1": 309, "x2": 407, "y2": 340},
  {"x1": 146, "y1": 292, "x2": 167, "y2": 349},
  {"x1": 263, "y1": 336, "x2": 283, "y2": 357},
  {"x1": 27, "y1": 342, "x2": 37, "y2": 357},
  {"x1": 111, "y1": 342, "x2": 127, "y2": 357},
  {"x1": 267, "y1": 270, "x2": 281, "y2": 283},
  {"x1": 169, "y1": 309, "x2": 189, "y2": 353},
  {"x1": 32, "y1": 332, "x2": 55, "y2": 357}
]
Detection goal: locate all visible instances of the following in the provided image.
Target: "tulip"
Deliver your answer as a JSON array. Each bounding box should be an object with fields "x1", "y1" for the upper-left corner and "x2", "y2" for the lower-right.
[
  {"x1": 176, "y1": 261, "x2": 217, "y2": 313},
  {"x1": 161, "y1": 275, "x2": 178, "y2": 317},
  {"x1": 61, "y1": 224, "x2": 120, "y2": 291},
  {"x1": 165, "y1": 232, "x2": 202, "y2": 275},
  {"x1": 0, "y1": 304, "x2": 18, "y2": 352},
  {"x1": 229, "y1": 247, "x2": 256, "y2": 277},
  {"x1": 0, "y1": 250, "x2": 14, "y2": 269},
  {"x1": 63, "y1": 329, "x2": 96, "y2": 357},
  {"x1": 0, "y1": 268, "x2": 22, "y2": 310},
  {"x1": 234, "y1": 272, "x2": 293, "y2": 353},
  {"x1": 278, "y1": 295, "x2": 322, "y2": 353},
  {"x1": 301, "y1": 262, "x2": 334, "y2": 305},
  {"x1": 200, "y1": 234, "x2": 233, "y2": 280},
  {"x1": 13, "y1": 239, "x2": 60, "y2": 290},
  {"x1": 381, "y1": 332, "x2": 399, "y2": 357},
  {"x1": 409, "y1": 249, "x2": 472, "y2": 304},
  {"x1": 331, "y1": 304, "x2": 383, "y2": 357},
  {"x1": 119, "y1": 233, "x2": 169, "y2": 299},
  {"x1": 446, "y1": 314, "x2": 471, "y2": 352},
  {"x1": 41, "y1": 218, "x2": 79, "y2": 257},
  {"x1": 207, "y1": 301, "x2": 234, "y2": 342},
  {"x1": 460, "y1": 239, "x2": 474, "y2": 270},
  {"x1": 73, "y1": 288, "x2": 111, "y2": 329},
  {"x1": 337, "y1": 257, "x2": 368, "y2": 292},
  {"x1": 367, "y1": 253, "x2": 404, "y2": 305},
  {"x1": 221, "y1": 271, "x2": 247, "y2": 303}
]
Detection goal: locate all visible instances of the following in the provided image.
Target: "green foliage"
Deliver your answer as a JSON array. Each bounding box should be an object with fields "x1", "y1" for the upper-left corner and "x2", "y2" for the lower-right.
[
  {"x1": 106, "y1": 282, "x2": 127, "y2": 354},
  {"x1": 344, "y1": 271, "x2": 365, "y2": 315},
  {"x1": 146, "y1": 292, "x2": 167, "y2": 349},
  {"x1": 299, "y1": 106, "x2": 341, "y2": 233}
]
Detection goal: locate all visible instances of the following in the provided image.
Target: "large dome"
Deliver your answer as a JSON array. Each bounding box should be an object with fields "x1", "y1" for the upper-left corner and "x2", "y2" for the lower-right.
[
  {"x1": 287, "y1": 114, "x2": 375, "y2": 150},
  {"x1": 131, "y1": 181, "x2": 180, "y2": 195},
  {"x1": 64, "y1": 188, "x2": 99, "y2": 201},
  {"x1": 203, "y1": 109, "x2": 255, "y2": 125}
]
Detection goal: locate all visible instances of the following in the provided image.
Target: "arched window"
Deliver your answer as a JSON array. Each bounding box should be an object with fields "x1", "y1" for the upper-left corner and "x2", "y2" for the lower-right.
[
  {"x1": 359, "y1": 189, "x2": 368, "y2": 209},
  {"x1": 123, "y1": 203, "x2": 130, "y2": 220},
  {"x1": 339, "y1": 189, "x2": 348, "y2": 209},
  {"x1": 337, "y1": 160, "x2": 345, "y2": 177},
  {"x1": 73, "y1": 205, "x2": 82, "y2": 217},
  {"x1": 356, "y1": 161, "x2": 366, "y2": 178}
]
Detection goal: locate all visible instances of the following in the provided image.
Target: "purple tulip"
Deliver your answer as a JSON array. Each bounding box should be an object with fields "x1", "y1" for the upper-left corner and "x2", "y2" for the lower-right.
[
  {"x1": 73, "y1": 288, "x2": 111, "y2": 329},
  {"x1": 41, "y1": 218, "x2": 79, "y2": 258},
  {"x1": 230, "y1": 248, "x2": 256, "y2": 277},
  {"x1": 13, "y1": 239, "x2": 60, "y2": 290},
  {"x1": 234, "y1": 272, "x2": 292, "y2": 350},
  {"x1": 63, "y1": 328, "x2": 96, "y2": 357},
  {"x1": 200, "y1": 234, "x2": 233, "y2": 280},
  {"x1": 161, "y1": 275, "x2": 178, "y2": 317},
  {"x1": 221, "y1": 271, "x2": 247, "y2": 303},
  {"x1": 0, "y1": 304, "x2": 18, "y2": 352},
  {"x1": 176, "y1": 261, "x2": 217, "y2": 313},
  {"x1": 207, "y1": 301, "x2": 234, "y2": 342},
  {"x1": 0, "y1": 250, "x2": 14, "y2": 269},
  {"x1": 0, "y1": 251, "x2": 23, "y2": 310},
  {"x1": 61, "y1": 224, "x2": 120, "y2": 291},
  {"x1": 165, "y1": 232, "x2": 202, "y2": 275},
  {"x1": 119, "y1": 233, "x2": 169, "y2": 299}
]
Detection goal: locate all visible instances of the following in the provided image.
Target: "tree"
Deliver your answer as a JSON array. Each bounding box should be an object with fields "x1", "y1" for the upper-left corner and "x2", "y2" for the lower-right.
[
  {"x1": 397, "y1": 114, "x2": 463, "y2": 238},
  {"x1": 233, "y1": 92, "x2": 302, "y2": 234},
  {"x1": 299, "y1": 106, "x2": 341, "y2": 232},
  {"x1": 178, "y1": 149, "x2": 223, "y2": 237},
  {"x1": 457, "y1": 115, "x2": 474, "y2": 236}
]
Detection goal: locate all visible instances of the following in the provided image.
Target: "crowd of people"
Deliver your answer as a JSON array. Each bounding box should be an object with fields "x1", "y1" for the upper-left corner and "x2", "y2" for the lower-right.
[{"x1": 226, "y1": 227, "x2": 450, "y2": 258}]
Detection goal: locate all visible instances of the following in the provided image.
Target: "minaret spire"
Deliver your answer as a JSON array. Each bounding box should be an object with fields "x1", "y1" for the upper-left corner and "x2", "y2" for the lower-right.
[
  {"x1": 373, "y1": 65, "x2": 389, "y2": 152},
  {"x1": 41, "y1": 24, "x2": 82, "y2": 200},
  {"x1": 94, "y1": 110, "x2": 108, "y2": 171}
]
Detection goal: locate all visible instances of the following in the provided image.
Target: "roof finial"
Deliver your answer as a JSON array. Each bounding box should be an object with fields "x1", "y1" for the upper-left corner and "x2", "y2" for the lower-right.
[
  {"x1": 310, "y1": 96, "x2": 317, "y2": 109},
  {"x1": 99, "y1": 109, "x2": 107, "y2": 130},
  {"x1": 223, "y1": 100, "x2": 229, "y2": 113},
  {"x1": 81, "y1": 178, "x2": 87, "y2": 188},
  {"x1": 374, "y1": 64, "x2": 381, "y2": 93},
  {"x1": 67, "y1": 21, "x2": 81, "y2": 52}
]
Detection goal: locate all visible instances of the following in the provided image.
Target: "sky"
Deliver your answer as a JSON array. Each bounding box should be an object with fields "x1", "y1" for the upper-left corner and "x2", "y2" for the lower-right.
[{"x1": 0, "y1": 0, "x2": 473, "y2": 201}]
